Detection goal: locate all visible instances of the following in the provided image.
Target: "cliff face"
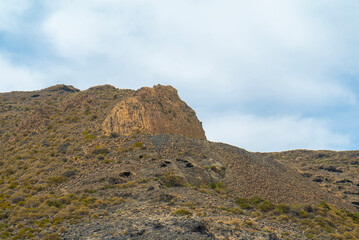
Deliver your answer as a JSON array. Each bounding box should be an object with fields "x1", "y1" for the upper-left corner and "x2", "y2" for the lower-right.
[{"x1": 102, "y1": 85, "x2": 206, "y2": 139}]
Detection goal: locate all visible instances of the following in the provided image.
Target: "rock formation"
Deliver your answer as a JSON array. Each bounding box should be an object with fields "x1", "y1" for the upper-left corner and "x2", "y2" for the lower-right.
[{"x1": 102, "y1": 85, "x2": 206, "y2": 139}]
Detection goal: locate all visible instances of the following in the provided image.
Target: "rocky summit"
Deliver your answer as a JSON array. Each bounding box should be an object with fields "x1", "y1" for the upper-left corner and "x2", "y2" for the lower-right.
[
  {"x1": 0, "y1": 84, "x2": 359, "y2": 240},
  {"x1": 102, "y1": 85, "x2": 206, "y2": 140}
]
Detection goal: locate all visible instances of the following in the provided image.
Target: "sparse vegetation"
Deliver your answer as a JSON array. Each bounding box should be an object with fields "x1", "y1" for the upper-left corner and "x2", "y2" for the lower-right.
[
  {"x1": 171, "y1": 209, "x2": 192, "y2": 216},
  {"x1": 1, "y1": 84, "x2": 359, "y2": 239},
  {"x1": 160, "y1": 173, "x2": 185, "y2": 187},
  {"x1": 92, "y1": 146, "x2": 110, "y2": 155},
  {"x1": 210, "y1": 165, "x2": 226, "y2": 177},
  {"x1": 131, "y1": 142, "x2": 143, "y2": 148}
]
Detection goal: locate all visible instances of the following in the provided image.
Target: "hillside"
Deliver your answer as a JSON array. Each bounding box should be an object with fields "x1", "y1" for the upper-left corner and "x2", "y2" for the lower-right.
[
  {"x1": 262, "y1": 150, "x2": 359, "y2": 210},
  {"x1": 0, "y1": 85, "x2": 359, "y2": 239}
]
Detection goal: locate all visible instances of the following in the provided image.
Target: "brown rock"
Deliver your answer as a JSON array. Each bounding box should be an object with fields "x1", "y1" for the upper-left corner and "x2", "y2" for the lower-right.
[{"x1": 102, "y1": 85, "x2": 206, "y2": 139}]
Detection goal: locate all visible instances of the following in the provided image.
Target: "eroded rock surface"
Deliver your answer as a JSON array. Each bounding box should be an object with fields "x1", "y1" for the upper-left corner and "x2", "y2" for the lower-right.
[{"x1": 102, "y1": 85, "x2": 206, "y2": 139}]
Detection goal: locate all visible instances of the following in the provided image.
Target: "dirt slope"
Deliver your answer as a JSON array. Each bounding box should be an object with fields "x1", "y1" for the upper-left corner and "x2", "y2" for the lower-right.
[{"x1": 261, "y1": 150, "x2": 359, "y2": 210}]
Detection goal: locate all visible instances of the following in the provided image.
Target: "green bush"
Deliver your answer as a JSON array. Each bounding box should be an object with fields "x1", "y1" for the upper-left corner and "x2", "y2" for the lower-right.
[
  {"x1": 343, "y1": 210, "x2": 359, "y2": 225},
  {"x1": 236, "y1": 197, "x2": 274, "y2": 212},
  {"x1": 84, "y1": 134, "x2": 96, "y2": 140},
  {"x1": 92, "y1": 146, "x2": 109, "y2": 155},
  {"x1": 236, "y1": 198, "x2": 252, "y2": 210},
  {"x1": 161, "y1": 174, "x2": 184, "y2": 187},
  {"x1": 209, "y1": 182, "x2": 227, "y2": 194},
  {"x1": 48, "y1": 176, "x2": 65, "y2": 185},
  {"x1": 249, "y1": 197, "x2": 264, "y2": 205},
  {"x1": 63, "y1": 170, "x2": 77, "y2": 178},
  {"x1": 210, "y1": 165, "x2": 226, "y2": 177},
  {"x1": 131, "y1": 142, "x2": 143, "y2": 148},
  {"x1": 275, "y1": 204, "x2": 290, "y2": 214},
  {"x1": 42, "y1": 233, "x2": 61, "y2": 240},
  {"x1": 172, "y1": 209, "x2": 192, "y2": 216},
  {"x1": 258, "y1": 200, "x2": 275, "y2": 212},
  {"x1": 46, "y1": 196, "x2": 71, "y2": 208},
  {"x1": 319, "y1": 201, "x2": 331, "y2": 210},
  {"x1": 209, "y1": 183, "x2": 217, "y2": 189}
]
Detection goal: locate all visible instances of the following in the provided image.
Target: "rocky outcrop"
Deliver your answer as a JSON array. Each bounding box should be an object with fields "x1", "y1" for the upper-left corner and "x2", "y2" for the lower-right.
[{"x1": 102, "y1": 85, "x2": 206, "y2": 139}]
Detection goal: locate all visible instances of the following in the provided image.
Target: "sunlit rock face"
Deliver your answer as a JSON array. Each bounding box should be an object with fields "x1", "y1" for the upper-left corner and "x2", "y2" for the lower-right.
[{"x1": 102, "y1": 85, "x2": 206, "y2": 140}]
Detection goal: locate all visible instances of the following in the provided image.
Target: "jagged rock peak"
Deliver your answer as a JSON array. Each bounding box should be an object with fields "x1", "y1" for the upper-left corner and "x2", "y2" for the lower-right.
[{"x1": 102, "y1": 84, "x2": 206, "y2": 139}]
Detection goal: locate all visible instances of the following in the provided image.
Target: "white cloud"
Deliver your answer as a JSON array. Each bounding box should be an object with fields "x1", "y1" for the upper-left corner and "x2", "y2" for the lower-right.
[
  {"x1": 0, "y1": 0, "x2": 30, "y2": 32},
  {"x1": 41, "y1": 0, "x2": 355, "y2": 108},
  {"x1": 43, "y1": 0, "x2": 148, "y2": 58},
  {"x1": 0, "y1": 54, "x2": 44, "y2": 92},
  {"x1": 204, "y1": 114, "x2": 351, "y2": 152}
]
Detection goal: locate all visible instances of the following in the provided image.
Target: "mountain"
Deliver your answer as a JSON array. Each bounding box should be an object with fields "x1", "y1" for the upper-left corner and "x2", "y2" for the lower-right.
[{"x1": 0, "y1": 84, "x2": 358, "y2": 240}]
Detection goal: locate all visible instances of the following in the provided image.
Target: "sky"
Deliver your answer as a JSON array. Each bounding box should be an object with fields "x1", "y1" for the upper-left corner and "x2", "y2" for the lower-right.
[{"x1": 1, "y1": 0, "x2": 359, "y2": 152}]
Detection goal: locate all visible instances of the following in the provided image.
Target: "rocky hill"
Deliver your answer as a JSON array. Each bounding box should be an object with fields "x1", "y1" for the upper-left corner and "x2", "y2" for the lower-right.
[{"x1": 0, "y1": 84, "x2": 358, "y2": 240}]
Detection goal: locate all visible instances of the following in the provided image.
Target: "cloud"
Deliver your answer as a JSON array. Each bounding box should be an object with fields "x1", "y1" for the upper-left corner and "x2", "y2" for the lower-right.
[
  {"x1": 41, "y1": 0, "x2": 356, "y2": 108},
  {"x1": 204, "y1": 114, "x2": 351, "y2": 152},
  {"x1": 0, "y1": 54, "x2": 44, "y2": 92},
  {"x1": 0, "y1": 0, "x2": 31, "y2": 32}
]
